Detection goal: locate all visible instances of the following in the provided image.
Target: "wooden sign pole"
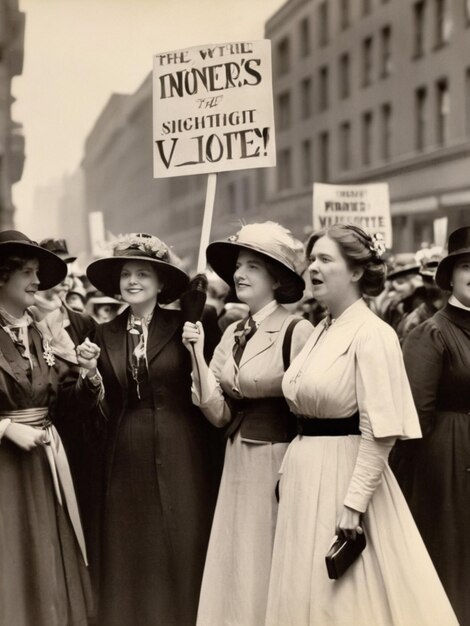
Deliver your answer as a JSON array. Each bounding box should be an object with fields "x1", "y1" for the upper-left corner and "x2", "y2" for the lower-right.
[{"x1": 196, "y1": 173, "x2": 217, "y2": 273}]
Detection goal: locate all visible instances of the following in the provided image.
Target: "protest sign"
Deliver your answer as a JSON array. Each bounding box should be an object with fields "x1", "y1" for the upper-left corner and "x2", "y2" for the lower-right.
[
  {"x1": 153, "y1": 40, "x2": 276, "y2": 178},
  {"x1": 313, "y1": 182, "x2": 392, "y2": 248},
  {"x1": 433, "y1": 217, "x2": 448, "y2": 249}
]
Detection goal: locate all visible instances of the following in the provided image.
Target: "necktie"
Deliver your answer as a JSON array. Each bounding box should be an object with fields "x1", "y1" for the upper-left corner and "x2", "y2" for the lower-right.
[{"x1": 232, "y1": 316, "x2": 257, "y2": 366}]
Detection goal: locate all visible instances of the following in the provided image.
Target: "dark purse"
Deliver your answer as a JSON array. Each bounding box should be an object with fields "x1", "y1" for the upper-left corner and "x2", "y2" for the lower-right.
[{"x1": 325, "y1": 531, "x2": 366, "y2": 580}]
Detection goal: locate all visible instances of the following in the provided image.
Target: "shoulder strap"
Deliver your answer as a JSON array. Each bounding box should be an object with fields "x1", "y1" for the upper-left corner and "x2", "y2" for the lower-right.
[{"x1": 282, "y1": 318, "x2": 302, "y2": 371}]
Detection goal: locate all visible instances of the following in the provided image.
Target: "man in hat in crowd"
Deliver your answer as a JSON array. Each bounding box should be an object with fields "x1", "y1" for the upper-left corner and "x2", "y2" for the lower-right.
[
  {"x1": 381, "y1": 259, "x2": 424, "y2": 330},
  {"x1": 36, "y1": 238, "x2": 96, "y2": 344},
  {"x1": 397, "y1": 247, "x2": 447, "y2": 344}
]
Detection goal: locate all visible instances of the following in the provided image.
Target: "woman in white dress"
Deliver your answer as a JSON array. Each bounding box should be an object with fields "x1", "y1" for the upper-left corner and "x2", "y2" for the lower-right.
[
  {"x1": 183, "y1": 222, "x2": 313, "y2": 626},
  {"x1": 265, "y1": 224, "x2": 458, "y2": 626}
]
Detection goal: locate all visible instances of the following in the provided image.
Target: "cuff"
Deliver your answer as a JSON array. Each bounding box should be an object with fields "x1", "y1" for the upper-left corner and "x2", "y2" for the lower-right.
[{"x1": 0, "y1": 418, "x2": 12, "y2": 442}]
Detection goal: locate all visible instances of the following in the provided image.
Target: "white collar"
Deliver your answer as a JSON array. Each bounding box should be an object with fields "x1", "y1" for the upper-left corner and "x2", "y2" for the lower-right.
[
  {"x1": 448, "y1": 295, "x2": 470, "y2": 312},
  {"x1": 251, "y1": 300, "x2": 278, "y2": 326}
]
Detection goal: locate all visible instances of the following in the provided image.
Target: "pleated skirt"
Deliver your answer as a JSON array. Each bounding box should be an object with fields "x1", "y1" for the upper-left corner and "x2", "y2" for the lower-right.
[{"x1": 265, "y1": 434, "x2": 458, "y2": 626}]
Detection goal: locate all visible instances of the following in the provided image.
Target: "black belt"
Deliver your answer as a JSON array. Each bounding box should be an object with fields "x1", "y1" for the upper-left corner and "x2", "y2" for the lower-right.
[{"x1": 296, "y1": 412, "x2": 360, "y2": 436}]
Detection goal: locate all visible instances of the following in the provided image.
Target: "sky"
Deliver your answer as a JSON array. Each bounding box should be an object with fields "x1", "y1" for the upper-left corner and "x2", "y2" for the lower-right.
[{"x1": 12, "y1": 0, "x2": 285, "y2": 230}]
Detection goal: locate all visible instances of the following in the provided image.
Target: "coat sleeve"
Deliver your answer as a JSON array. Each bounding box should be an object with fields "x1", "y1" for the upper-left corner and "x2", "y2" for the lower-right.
[
  {"x1": 191, "y1": 323, "x2": 236, "y2": 427},
  {"x1": 402, "y1": 319, "x2": 444, "y2": 438}
]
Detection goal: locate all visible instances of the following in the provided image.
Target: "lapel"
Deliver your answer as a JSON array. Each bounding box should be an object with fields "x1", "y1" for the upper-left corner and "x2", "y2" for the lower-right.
[
  {"x1": 102, "y1": 309, "x2": 129, "y2": 390},
  {"x1": 239, "y1": 305, "x2": 289, "y2": 368},
  {"x1": 146, "y1": 306, "x2": 181, "y2": 365},
  {"x1": 0, "y1": 328, "x2": 20, "y2": 382},
  {"x1": 30, "y1": 325, "x2": 52, "y2": 382},
  {"x1": 311, "y1": 299, "x2": 370, "y2": 372}
]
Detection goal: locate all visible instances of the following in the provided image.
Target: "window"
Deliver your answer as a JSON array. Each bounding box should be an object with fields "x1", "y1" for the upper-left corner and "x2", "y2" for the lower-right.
[
  {"x1": 339, "y1": 52, "x2": 351, "y2": 99},
  {"x1": 318, "y1": 1, "x2": 329, "y2": 47},
  {"x1": 319, "y1": 65, "x2": 329, "y2": 111},
  {"x1": 413, "y1": 1, "x2": 426, "y2": 57},
  {"x1": 466, "y1": 68, "x2": 470, "y2": 134},
  {"x1": 227, "y1": 183, "x2": 237, "y2": 214},
  {"x1": 339, "y1": 0, "x2": 349, "y2": 30},
  {"x1": 302, "y1": 140, "x2": 313, "y2": 186},
  {"x1": 242, "y1": 177, "x2": 251, "y2": 212},
  {"x1": 278, "y1": 149, "x2": 293, "y2": 190},
  {"x1": 319, "y1": 131, "x2": 330, "y2": 181},
  {"x1": 362, "y1": 36, "x2": 373, "y2": 87},
  {"x1": 256, "y1": 169, "x2": 266, "y2": 204},
  {"x1": 436, "y1": 78, "x2": 450, "y2": 145},
  {"x1": 278, "y1": 91, "x2": 291, "y2": 130},
  {"x1": 435, "y1": 0, "x2": 451, "y2": 47},
  {"x1": 415, "y1": 86, "x2": 427, "y2": 150},
  {"x1": 339, "y1": 121, "x2": 352, "y2": 171},
  {"x1": 301, "y1": 78, "x2": 312, "y2": 119},
  {"x1": 362, "y1": 111, "x2": 373, "y2": 165},
  {"x1": 381, "y1": 103, "x2": 392, "y2": 160},
  {"x1": 380, "y1": 26, "x2": 392, "y2": 78},
  {"x1": 299, "y1": 17, "x2": 310, "y2": 57},
  {"x1": 277, "y1": 37, "x2": 290, "y2": 76}
]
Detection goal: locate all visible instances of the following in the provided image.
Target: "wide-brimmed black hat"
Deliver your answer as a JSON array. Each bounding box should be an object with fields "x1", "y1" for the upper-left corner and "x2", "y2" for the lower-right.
[
  {"x1": 40, "y1": 238, "x2": 77, "y2": 263},
  {"x1": 387, "y1": 263, "x2": 421, "y2": 282},
  {"x1": 206, "y1": 222, "x2": 305, "y2": 304},
  {"x1": 87, "y1": 233, "x2": 189, "y2": 304},
  {"x1": 0, "y1": 230, "x2": 67, "y2": 290},
  {"x1": 435, "y1": 226, "x2": 470, "y2": 290}
]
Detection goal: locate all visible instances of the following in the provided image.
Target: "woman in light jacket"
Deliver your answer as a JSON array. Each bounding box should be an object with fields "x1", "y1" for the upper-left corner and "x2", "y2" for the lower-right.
[{"x1": 183, "y1": 222, "x2": 313, "y2": 626}]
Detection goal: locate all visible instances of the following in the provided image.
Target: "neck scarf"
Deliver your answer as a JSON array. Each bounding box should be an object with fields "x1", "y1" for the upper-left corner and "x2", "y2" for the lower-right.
[{"x1": 0, "y1": 307, "x2": 34, "y2": 368}]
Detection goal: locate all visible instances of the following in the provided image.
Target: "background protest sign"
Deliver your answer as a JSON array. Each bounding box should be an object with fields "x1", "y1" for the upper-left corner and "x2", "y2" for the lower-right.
[
  {"x1": 313, "y1": 182, "x2": 392, "y2": 248},
  {"x1": 153, "y1": 40, "x2": 276, "y2": 178}
]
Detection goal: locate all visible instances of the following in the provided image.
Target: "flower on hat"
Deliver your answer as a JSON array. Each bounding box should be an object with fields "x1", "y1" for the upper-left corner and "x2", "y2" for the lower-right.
[
  {"x1": 111, "y1": 233, "x2": 169, "y2": 260},
  {"x1": 369, "y1": 233, "x2": 386, "y2": 258}
]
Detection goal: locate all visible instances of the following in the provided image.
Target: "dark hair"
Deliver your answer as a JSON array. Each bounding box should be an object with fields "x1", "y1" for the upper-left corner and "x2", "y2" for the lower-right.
[
  {"x1": 259, "y1": 254, "x2": 304, "y2": 303},
  {"x1": 0, "y1": 254, "x2": 36, "y2": 284},
  {"x1": 306, "y1": 224, "x2": 386, "y2": 296}
]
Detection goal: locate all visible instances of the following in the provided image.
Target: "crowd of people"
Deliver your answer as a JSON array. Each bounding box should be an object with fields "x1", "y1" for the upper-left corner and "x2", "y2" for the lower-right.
[{"x1": 0, "y1": 220, "x2": 468, "y2": 626}]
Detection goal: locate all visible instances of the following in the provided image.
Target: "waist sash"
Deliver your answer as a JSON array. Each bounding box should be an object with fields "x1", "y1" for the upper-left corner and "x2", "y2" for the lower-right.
[
  {"x1": 0, "y1": 407, "x2": 88, "y2": 565},
  {"x1": 227, "y1": 397, "x2": 296, "y2": 443}
]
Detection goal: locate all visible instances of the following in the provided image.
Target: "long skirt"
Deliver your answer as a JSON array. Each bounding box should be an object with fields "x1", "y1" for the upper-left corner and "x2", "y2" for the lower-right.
[
  {"x1": 265, "y1": 434, "x2": 458, "y2": 626},
  {"x1": 0, "y1": 440, "x2": 93, "y2": 626},
  {"x1": 392, "y1": 410, "x2": 470, "y2": 625},
  {"x1": 197, "y1": 432, "x2": 288, "y2": 626},
  {"x1": 100, "y1": 407, "x2": 178, "y2": 626}
]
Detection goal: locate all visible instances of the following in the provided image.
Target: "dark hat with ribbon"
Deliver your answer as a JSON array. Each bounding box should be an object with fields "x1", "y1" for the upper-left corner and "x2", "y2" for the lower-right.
[
  {"x1": 40, "y1": 238, "x2": 77, "y2": 263},
  {"x1": 206, "y1": 222, "x2": 305, "y2": 304},
  {"x1": 86, "y1": 233, "x2": 189, "y2": 304},
  {"x1": 0, "y1": 230, "x2": 67, "y2": 290},
  {"x1": 435, "y1": 226, "x2": 470, "y2": 290}
]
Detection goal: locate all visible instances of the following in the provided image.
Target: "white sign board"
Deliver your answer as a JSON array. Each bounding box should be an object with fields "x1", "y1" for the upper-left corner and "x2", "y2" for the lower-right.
[
  {"x1": 88, "y1": 211, "x2": 105, "y2": 257},
  {"x1": 313, "y1": 182, "x2": 392, "y2": 248},
  {"x1": 153, "y1": 40, "x2": 276, "y2": 178}
]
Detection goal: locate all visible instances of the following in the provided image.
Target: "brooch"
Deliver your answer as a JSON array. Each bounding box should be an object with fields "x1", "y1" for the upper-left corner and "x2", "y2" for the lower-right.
[{"x1": 43, "y1": 340, "x2": 56, "y2": 366}]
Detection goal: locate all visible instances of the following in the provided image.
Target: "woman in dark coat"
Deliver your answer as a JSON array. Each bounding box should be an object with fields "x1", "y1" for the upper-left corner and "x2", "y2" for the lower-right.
[
  {"x1": 81, "y1": 233, "x2": 220, "y2": 626},
  {"x1": 0, "y1": 230, "x2": 100, "y2": 626},
  {"x1": 392, "y1": 226, "x2": 470, "y2": 626}
]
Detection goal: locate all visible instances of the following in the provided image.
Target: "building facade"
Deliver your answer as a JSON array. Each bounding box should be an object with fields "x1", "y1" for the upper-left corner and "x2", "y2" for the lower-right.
[
  {"x1": 82, "y1": 0, "x2": 470, "y2": 261},
  {"x1": 0, "y1": 0, "x2": 25, "y2": 229}
]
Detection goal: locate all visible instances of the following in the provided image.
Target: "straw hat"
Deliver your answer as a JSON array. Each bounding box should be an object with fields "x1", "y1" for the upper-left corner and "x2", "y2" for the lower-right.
[
  {"x1": 86, "y1": 233, "x2": 189, "y2": 304},
  {"x1": 206, "y1": 222, "x2": 305, "y2": 303}
]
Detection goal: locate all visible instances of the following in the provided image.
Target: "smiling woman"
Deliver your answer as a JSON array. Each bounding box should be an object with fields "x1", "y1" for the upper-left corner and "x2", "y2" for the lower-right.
[
  {"x1": 80, "y1": 232, "x2": 221, "y2": 626},
  {"x1": 0, "y1": 230, "x2": 101, "y2": 626}
]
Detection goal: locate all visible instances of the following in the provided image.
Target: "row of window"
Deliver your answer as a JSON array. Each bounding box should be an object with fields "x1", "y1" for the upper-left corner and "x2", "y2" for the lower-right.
[
  {"x1": 278, "y1": 0, "x2": 468, "y2": 74},
  {"x1": 277, "y1": 33, "x2": 390, "y2": 127},
  {"x1": 276, "y1": 67, "x2": 470, "y2": 192}
]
